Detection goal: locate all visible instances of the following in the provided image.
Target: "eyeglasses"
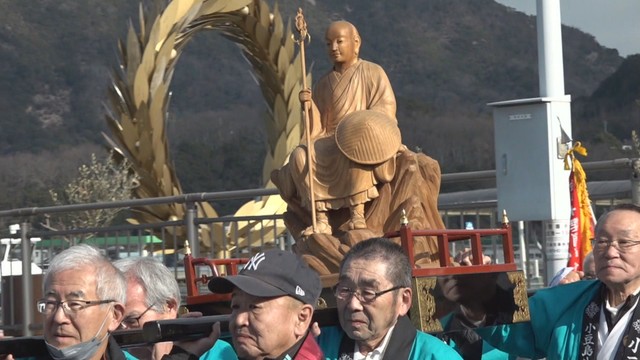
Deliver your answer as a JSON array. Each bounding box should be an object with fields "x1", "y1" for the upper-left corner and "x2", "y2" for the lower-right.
[
  {"x1": 591, "y1": 239, "x2": 640, "y2": 252},
  {"x1": 119, "y1": 303, "x2": 155, "y2": 329},
  {"x1": 37, "y1": 299, "x2": 115, "y2": 316},
  {"x1": 334, "y1": 285, "x2": 402, "y2": 304}
]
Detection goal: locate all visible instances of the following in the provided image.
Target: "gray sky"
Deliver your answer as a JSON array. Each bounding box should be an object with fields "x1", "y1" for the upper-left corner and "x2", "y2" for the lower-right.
[{"x1": 495, "y1": 0, "x2": 640, "y2": 57}]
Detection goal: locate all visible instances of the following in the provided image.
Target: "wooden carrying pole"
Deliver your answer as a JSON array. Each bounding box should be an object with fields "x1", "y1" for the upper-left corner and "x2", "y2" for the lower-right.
[{"x1": 295, "y1": 9, "x2": 317, "y2": 232}]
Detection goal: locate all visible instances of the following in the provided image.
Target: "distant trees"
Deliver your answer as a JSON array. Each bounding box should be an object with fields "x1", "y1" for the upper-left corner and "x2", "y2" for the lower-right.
[
  {"x1": 44, "y1": 152, "x2": 139, "y2": 239},
  {"x1": 0, "y1": 0, "x2": 633, "y2": 213}
]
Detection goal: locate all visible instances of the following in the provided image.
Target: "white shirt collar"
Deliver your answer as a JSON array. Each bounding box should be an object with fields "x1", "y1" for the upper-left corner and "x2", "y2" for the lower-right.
[
  {"x1": 605, "y1": 286, "x2": 640, "y2": 317},
  {"x1": 353, "y1": 324, "x2": 396, "y2": 360}
]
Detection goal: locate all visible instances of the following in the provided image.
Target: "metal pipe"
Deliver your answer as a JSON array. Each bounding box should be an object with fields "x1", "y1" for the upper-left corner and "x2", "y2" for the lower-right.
[
  {"x1": 583, "y1": 158, "x2": 634, "y2": 171},
  {"x1": 441, "y1": 170, "x2": 496, "y2": 183},
  {"x1": 632, "y1": 159, "x2": 640, "y2": 206},
  {"x1": 20, "y1": 222, "x2": 33, "y2": 336},
  {"x1": 536, "y1": 0, "x2": 565, "y2": 97},
  {"x1": 518, "y1": 221, "x2": 527, "y2": 279},
  {"x1": 440, "y1": 158, "x2": 636, "y2": 184},
  {"x1": 185, "y1": 202, "x2": 198, "y2": 257},
  {"x1": 0, "y1": 188, "x2": 278, "y2": 217},
  {"x1": 1, "y1": 159, "x2": 636, "y2": 219}
]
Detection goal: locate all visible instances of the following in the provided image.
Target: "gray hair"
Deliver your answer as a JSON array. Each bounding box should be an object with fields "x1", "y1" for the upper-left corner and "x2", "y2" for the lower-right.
[
  {"x1": 340, "y1": 237, "x2": 412, "y2": 288},
  {"x1": 114, "y1": 257, "x2": 181, "y2": 312},
  {"x1": 45, "y1": 244, "x2": 126, "y2": 304},
  {"x1": 595, "y1": 203, "x2": 640, "y2": 234}
]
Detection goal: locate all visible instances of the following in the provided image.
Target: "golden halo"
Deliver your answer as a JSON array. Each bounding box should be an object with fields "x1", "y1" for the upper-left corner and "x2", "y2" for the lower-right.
[{"x1": 104, "y1": 0, "x2": 307, "y2": 253}]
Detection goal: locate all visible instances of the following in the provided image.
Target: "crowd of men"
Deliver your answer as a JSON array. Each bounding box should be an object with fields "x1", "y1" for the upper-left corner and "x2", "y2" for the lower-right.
[
  {"x1": 3, "y1": 203, "x2": 639, "y2": 360},
  {"x1": 21, "y1": 237, "x2": 461, "y2": 360}
]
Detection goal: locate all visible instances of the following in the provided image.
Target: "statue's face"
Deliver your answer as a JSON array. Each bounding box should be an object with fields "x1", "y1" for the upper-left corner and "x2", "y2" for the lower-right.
[{"x1": 325, "y1": 22, "x2": 360, "y2": 67}]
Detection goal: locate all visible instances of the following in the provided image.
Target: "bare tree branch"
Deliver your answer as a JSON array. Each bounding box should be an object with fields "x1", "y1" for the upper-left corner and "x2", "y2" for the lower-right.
[{"x1": 46, "y1": 151, "x2": 139, "y2": 243}]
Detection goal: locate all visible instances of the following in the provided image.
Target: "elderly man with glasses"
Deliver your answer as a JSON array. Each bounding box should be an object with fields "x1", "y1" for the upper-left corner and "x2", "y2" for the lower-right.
[
  {"x1": 114, "y1": 256, "x2": 237, "y2": 360},
  {"x1": 317, "y1": 237, "x2": 462, "y2": 359},
  {"x1": 36, "y1": 244, "x2": 217, "y2": 360},
  {"x1": 36, "y1": 244, "x2": 127, "y2": 360},
  {"x1": 479, "y1": 203, "x2": 640, "y2": 359}
]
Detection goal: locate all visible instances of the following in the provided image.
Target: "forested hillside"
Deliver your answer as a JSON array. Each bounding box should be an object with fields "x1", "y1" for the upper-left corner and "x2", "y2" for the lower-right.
[{"x1": 0, "y1": 0, "x2": 636, "y2": 214}]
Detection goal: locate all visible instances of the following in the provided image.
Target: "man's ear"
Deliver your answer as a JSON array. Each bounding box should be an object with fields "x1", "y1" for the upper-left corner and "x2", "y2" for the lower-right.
[
  {"x1": 397, "y1": 287, "x2": 412, "y2": 317},
  {"x1": 158, "y1": 298, "x2": 179, "y2": 320},
  {"x1": 108, "y1": 303, "x2": 126, "y2": 332},
  {"x1": 294, "y1": 304, "x2": 314, "y2": 337},
  {"x1": 165, "y1": 298, "x2": 179, "y2": 313},
  {"x1": 354, "y1": 35, "x2": 361, "y2": 56}
]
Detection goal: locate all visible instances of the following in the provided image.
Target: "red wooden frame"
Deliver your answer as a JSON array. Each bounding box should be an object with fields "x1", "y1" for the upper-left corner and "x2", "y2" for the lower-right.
[
  {"x1": 184, "y1": 216, "x2": 517, "y2": 305},
  {"x1": 384, "y1": 219, "x2": 517, "y2": 276},
  {"x1": 183, "y1": 254, "x2": 248, "y2": 306}
]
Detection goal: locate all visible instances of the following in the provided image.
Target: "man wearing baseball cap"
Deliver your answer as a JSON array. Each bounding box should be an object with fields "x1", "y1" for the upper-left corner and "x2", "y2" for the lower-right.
[{"x1": 209, "y1": 249, "x2": 324, "y2": 360}]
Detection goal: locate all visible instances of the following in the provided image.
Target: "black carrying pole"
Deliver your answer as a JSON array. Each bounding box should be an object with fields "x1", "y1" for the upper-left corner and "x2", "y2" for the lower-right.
[{"x1": 0, "y1": 308, "x2": 338, "y2": 357}]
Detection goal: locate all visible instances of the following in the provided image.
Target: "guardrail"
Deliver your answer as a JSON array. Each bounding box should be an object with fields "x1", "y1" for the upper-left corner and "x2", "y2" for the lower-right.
[{"x1": 0, "y1": 157, "x2": 636, "y2": 336}]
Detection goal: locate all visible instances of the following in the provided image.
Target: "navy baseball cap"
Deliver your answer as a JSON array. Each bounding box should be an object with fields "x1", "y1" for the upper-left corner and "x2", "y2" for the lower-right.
[{"x1": 208, "y1": 249, "x2": 321, "y2": 306}]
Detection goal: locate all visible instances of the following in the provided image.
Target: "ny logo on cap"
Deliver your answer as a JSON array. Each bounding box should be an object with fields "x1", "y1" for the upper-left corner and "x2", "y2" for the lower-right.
[{"x1": 245, "y1": 252, "x2": 266, "y2": 271}]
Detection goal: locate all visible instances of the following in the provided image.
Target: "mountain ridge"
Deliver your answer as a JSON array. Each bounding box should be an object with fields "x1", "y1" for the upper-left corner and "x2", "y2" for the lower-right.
[{"x1": 0, "y1": 0, "x2": 636, "y2": 213}]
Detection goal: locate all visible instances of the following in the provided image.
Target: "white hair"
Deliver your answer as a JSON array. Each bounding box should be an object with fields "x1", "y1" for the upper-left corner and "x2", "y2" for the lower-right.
[
  {"x1": 114, "y1": 256, "x2": 181, "y2": 311},
  {"x1": 45, "y1": 244, "x2": 126, "y2": 304}
]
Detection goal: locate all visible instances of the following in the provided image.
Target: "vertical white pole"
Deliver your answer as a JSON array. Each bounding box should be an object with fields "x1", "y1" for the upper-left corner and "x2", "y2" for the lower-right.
[
  {"x1": 537, "y1": 0, "x2": 565, "y2": 97},
  {"x1": 537, "y1": 0, "x2": 571, "y2": 284},
  {"x1": 518, "y1": 221, "x2": 527, "y2": 277}
]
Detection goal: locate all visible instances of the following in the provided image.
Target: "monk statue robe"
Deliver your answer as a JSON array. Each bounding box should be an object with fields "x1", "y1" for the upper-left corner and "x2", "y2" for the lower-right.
[
  {"x1": 272, "y1": 20, "x2": 445, "y2": 275},
  {"x1": 273, "y1": 59, "x2": 401, "y2": 234}
]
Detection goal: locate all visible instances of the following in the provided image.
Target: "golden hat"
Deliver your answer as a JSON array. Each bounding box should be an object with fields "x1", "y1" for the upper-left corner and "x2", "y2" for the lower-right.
[{"x1": 335, "y1": 110, "x2": 401, "y2": 165}]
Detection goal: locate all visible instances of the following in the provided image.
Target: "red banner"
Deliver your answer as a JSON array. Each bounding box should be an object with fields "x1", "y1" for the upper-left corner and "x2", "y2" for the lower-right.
[
  {"x1": 568, "y1": 172, "x2": 581, "y2": 268},
  {"x1": 566, "y1": 142, "x2": 594, "y2": 271}
]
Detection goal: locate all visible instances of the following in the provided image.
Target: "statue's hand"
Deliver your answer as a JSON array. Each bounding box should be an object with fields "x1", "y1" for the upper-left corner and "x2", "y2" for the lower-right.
[
  {"x1": 299, "y1": 88, "x2": 312, "y2": 104},
  {"x1": 454, "y1": 247, "x2": 492, "y2": 266}
]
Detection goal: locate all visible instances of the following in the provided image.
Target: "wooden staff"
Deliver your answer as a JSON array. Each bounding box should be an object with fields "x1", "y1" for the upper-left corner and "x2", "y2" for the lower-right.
[{"x1": 295, "y1": 8, "x2": 317, "y2": 233}]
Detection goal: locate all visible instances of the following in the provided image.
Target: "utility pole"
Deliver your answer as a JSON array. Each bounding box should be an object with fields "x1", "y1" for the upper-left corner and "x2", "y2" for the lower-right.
[
  {"x1": 632, "y1": 158, "x2": 640, "y2": 206},
  {"x1": 489, "y1": 0, "x2": 571, "y2": 284}
]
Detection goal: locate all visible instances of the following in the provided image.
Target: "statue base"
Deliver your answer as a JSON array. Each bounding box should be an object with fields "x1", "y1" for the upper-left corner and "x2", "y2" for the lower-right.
[{"x1": 284, "y1": 149, "x2": 445, "y2": 275}]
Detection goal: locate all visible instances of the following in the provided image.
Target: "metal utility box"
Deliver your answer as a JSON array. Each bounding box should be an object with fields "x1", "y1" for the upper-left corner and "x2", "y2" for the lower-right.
[{"x1": 490, "y1": 96, "x2": 572, "y2": 221}]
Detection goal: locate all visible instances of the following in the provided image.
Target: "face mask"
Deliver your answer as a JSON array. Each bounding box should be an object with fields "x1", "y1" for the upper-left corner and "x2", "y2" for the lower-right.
[{"x1": 45, "y1": 305, "x2": 112, "y2": 360}]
